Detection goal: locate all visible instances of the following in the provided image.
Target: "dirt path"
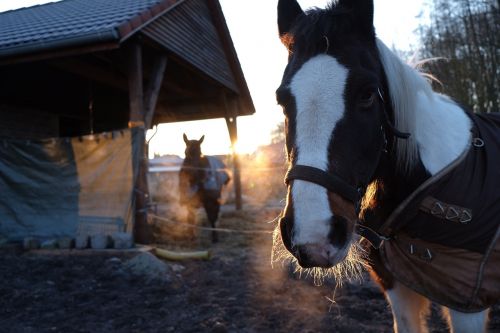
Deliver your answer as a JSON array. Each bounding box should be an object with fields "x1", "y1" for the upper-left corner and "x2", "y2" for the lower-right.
[{"x1": 0, "y1": 205, "x2": 498, "y2": 332}]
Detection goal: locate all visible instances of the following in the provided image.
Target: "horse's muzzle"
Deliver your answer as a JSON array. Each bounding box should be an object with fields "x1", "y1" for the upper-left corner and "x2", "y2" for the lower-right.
[
  {"x1": 279, "y1": 215, "x2": 350, "y2": 268},
  {"x1": 294, "y1": 243, "x2": 344, "y2": 268}
]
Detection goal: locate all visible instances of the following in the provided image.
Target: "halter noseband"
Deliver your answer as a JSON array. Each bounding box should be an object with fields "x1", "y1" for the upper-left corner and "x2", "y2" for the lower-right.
[{"x1": 285, "y1": 165, "x2": 362, "y2": 203}]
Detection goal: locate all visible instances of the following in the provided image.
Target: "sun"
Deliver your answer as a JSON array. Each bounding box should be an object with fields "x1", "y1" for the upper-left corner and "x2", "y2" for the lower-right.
[{"x1": 232, "y1": 139, "x2": 258, "y2": 155}]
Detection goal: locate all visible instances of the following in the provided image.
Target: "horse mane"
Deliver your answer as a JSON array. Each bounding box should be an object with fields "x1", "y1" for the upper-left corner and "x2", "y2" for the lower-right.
[
  {"x1": 288, "y1": 3, "x2": 446, "y2": 173},
  {"x1": 284, "y1": 4, "x2": 355, "y2": 55},
  {"x1": 375, "y1": 39, "x2": 436, "y2": 173}
]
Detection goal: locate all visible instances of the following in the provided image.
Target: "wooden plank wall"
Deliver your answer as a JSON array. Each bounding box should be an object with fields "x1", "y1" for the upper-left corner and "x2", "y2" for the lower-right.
[{"x1": 142, "y1": 0, "x2": 238, "y2": 92}]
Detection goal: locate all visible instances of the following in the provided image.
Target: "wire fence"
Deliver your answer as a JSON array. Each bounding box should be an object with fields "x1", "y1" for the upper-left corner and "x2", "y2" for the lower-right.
[
  {"x1": 149, "y1": 213, "x2": 274, "y2": 235},
  {"x1": 148, "y1": 163, "x2": 288, "y2": 206}
]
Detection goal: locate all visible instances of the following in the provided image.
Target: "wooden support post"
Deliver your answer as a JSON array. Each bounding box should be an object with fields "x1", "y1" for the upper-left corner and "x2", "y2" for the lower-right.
[
  {"x1": 128, "y1": 43, "x2": 144, "y2": 128},
  {"x1": 127, "y1": 42, "x2": 151, "y2": 244},
  {"x1": 224, "y1": 97, "x2": 242, "y2": 210},
  {"x1": 144, "y1": 55, "x2": 168, "y2": 129}
]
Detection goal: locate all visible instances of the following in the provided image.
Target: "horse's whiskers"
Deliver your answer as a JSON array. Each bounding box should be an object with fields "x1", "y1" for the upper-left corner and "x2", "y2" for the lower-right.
[{"x1": 271, "y1": 225, "x2": 368, "y2": 287}]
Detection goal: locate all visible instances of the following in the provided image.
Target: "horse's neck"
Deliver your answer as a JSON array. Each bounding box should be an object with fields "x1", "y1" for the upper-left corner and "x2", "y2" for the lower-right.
[
  {"x1": 410, "y1": 92, "x2": 472, "y2": 175},
  {"x1": 366, "y1": 92, "x2": 472, "y2": 227},
  {"x1": 182, "y1": 156, "x2": 207, "y2": 185},
  {"x1": 184, "y1": 155, "x2": 207, "y2": 168}
]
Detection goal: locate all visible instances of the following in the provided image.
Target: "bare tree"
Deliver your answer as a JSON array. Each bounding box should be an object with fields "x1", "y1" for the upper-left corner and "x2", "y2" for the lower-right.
[
  {"x1": 270, "y1": 122, "x2": 285, "y2": 144},
  {"x1": 418, "y1": 0, "x2": 499, "y2": 113}
]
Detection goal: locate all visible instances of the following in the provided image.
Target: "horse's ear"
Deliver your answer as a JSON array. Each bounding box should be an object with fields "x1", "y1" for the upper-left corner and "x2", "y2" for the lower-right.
[
  {"x1": 338, "y1": 0, "x2": 374, "y2": 37},
  {"x1": 183, "y1": 133, "x2": 189, "y2": 144},
  {"x1": 198, "y1": 135, "x2": 205, "y2": 144},
  {"x1": 277, "y1": 0, "x2": 303, "y2": 40}
]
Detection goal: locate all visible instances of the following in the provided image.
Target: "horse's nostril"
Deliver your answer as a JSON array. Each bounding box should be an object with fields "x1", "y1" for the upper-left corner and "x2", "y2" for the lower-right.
[
  {"x1": 279, "y1": 216, "x2": 294, "y2": 253},
  {"x1": 295, "y1": 245, "x2": 315, "y2": 268},
  {"x1": 329, "y1": 215, "x2": 348, "y2": 248},
  {"x1": 294, "y1": 245, "x2": 333, "y2": 268}
]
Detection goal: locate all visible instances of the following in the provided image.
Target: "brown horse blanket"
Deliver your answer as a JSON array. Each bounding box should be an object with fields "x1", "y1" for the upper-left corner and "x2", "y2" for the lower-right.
[
  {"x1": 179, "y1": 156, "x2": 229, "y2": 206},
  {"x1": 203, "y1": 156, "x2": 230, "y2": 194},
  {"x1": 378, "y1": 112, "x2": 500, "y2": 312}
]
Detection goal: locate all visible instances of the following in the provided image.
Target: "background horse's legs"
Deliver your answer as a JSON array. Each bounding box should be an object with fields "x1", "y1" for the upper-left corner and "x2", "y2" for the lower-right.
[
  {"x1": 442, "y1": 307, "x2": 489, "y2": 333},
  {"x1": 186, "y1": 206, "x2": 197, "y2": 239},
  {"x1": 385, "y1": 282, "x2": 431, "y2": 333},
  {"x1": 203, "y1": 196, "x2": 220, "y2": 243}
]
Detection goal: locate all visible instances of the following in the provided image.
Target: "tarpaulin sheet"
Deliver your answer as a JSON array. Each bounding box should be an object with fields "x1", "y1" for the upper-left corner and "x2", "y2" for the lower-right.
[{"x1": 0, "y1": 128, "x2": 140, "y2": 240}]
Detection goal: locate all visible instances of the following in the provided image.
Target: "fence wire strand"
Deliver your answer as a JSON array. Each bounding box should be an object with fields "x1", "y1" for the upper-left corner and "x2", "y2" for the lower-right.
[{"x1": 149, "y1": 213, "x2": 274, "y2": 235}]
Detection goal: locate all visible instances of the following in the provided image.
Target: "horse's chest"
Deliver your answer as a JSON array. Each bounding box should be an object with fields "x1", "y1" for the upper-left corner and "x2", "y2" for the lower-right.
[{"x1": 379, "y1": 113, "x2": 500, "y2": 312}]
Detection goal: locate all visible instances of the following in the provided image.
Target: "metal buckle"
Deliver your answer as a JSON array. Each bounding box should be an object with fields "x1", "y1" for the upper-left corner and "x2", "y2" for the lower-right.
[
  {"x1": 473, "y1": 137, "x2": 484, "y2": 147},
  {"x1": 355, "y1": 223, "x2": 389, "y2": 249},
  {"x1": 377, "y1": 88, "x2": 385, "y2": 102},
  {"x1": 431, "y1": 201, "x2": 445, "y2": 216},
  {"x1": 445, "y1": 206, "x2": 460, "y2": 221},
  {"x1": 422, "y1": 248, "x2": 433, "y2": 261},
  {"x1": 459, "y1": 210, "x2": 472, "y2": 224}
]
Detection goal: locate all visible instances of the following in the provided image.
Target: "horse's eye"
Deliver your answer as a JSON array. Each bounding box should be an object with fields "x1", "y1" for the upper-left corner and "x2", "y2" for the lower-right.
[{"x1": 358, "y1": 90, "x2": 377, "y2": 108}]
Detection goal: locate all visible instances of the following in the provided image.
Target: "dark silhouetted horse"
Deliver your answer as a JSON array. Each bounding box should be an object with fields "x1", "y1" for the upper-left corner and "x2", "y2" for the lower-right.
[{"x1": 179, "y1": 134, "x2": 230, "y2": 242}]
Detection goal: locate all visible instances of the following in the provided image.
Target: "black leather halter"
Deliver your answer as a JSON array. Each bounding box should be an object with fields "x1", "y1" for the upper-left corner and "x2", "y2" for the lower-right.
[
  {"x1": 285, "y1": 165, "x2": 390, "y2": 248},
  {"x1": 285, "y1": 165, "x2": 362, "y2": 203}
]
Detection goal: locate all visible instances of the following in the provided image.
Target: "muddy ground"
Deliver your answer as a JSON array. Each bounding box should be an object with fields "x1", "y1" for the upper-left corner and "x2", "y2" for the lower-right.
[{"x1": 1, "y1": 204, "x2": 499, "y2": 333}]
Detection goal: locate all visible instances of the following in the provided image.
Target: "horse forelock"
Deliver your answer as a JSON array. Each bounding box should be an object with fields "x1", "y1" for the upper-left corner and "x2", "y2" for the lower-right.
[{"x1": 286, "y1": 3, "x2": 373, "y2": 57}]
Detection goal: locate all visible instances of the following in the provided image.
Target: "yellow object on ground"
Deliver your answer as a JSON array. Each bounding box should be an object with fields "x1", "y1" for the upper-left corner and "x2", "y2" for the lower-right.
[{"x1": 154, "y1": 248, "x2": 211, "y2": 261}]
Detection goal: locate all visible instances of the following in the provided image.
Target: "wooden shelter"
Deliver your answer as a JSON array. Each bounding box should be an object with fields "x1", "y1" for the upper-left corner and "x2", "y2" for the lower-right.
[{"x1": 0, "y1": 0, "x2": 255, "y2": 243}]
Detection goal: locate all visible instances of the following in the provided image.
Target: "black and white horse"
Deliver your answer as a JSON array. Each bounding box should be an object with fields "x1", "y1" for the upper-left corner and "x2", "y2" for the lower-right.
[
  {"x1": 179, "y1": 134, "x2": 230, "y2": 243},
  {"x1": 275, "y1": 0, "x2": 499, "y2": 332}
]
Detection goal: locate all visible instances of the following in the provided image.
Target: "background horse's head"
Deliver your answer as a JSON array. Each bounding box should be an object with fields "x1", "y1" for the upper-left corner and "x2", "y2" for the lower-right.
[
  {"x1": 276, "y1": 0, "x2": 390, "y2": 270},
  {"x1": 183, "y1": 133, "x2": 205, "y2": 161},
  {"x1": 181, "y1": 133, "x2": 207, "y2": 188}
]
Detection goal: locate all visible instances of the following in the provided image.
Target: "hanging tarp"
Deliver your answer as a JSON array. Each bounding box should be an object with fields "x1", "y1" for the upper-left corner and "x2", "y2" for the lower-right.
[{"x1": 0, "y1": 128, "x2": 140, "y2": 241}]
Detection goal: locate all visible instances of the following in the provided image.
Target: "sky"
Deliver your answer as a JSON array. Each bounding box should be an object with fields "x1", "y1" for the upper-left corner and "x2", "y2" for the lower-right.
[{"x1": 0, "y1": 0, "x2": 428, "y2": 157}]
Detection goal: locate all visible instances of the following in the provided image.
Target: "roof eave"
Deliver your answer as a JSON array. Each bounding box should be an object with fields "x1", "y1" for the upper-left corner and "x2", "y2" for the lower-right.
[
  {"x1": 206, "y1": 0, "x2": 255, "y2": 117},
  {"x1": 0, "y1": 0, "x2": 183, "y2": 65},
  {"x1": 0, "y1": 30, "x2": 119, "y2": 60},
  {"x1": 116, "y1": 0, "x2": 185, "y2": 44}
]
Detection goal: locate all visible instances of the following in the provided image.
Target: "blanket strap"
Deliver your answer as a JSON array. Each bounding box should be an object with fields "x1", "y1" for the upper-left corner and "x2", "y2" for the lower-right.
[
  {"x1": 356, "y1": 223, "x2": 390, "y2": 249},
  {"x1": 419, "y1": 196, "x2": 472, "y2": 224}
]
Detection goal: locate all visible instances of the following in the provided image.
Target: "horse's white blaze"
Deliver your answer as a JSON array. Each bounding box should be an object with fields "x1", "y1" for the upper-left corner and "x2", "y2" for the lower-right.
[{"x1": 289, "y1": 54, "x2": 348, "y2": 245}]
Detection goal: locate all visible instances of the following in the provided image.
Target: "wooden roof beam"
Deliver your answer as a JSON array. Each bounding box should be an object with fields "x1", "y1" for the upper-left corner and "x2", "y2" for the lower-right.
[
  {"x1": 49, "y1": 58, "x2": 127, "y2": 91},
  {"x1": 144, "y1": 55, "x2": 167, "y2": 129}
]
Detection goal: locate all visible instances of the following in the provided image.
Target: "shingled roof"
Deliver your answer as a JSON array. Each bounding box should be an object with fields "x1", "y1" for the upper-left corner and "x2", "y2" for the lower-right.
[
  {"x1": 0, "y1": 0, "x2": 255, "y2": 123},
  {"x1": 0, "y1": 0, "x2": 180, "y2": 58}
]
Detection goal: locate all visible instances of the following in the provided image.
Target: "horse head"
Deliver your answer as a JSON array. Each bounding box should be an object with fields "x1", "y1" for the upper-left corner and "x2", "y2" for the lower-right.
[
  {"x1": 276, "y1": 0, "x2": 393, "y2": 270},
  {"x1": 183, "y1": 133, "x2": 205, "y2": 161},
  {"x1": 181, "y1": 133, "x2": 207, "y2": 190}
]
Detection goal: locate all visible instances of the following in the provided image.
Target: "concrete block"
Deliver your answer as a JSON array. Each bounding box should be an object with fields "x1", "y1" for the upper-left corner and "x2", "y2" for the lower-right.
[
  {"x1": 75, "y1": 235, "x2": 89, "y2": 249},
  {"x1": 90, "y1": 234, "x2": 110, "y2": 249},
  {"x1": 40, "y1": 239, "x2": 58, "y2": 249},
  {"x1": 58, "y1": 237, "x2": 74, "y2": 249},
  {"x1": 111, "y1": 232, "x2": 133, "y2": 249},
  {"x1": 23, "y1": 237, "x2": 40, "y2": 250}
]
